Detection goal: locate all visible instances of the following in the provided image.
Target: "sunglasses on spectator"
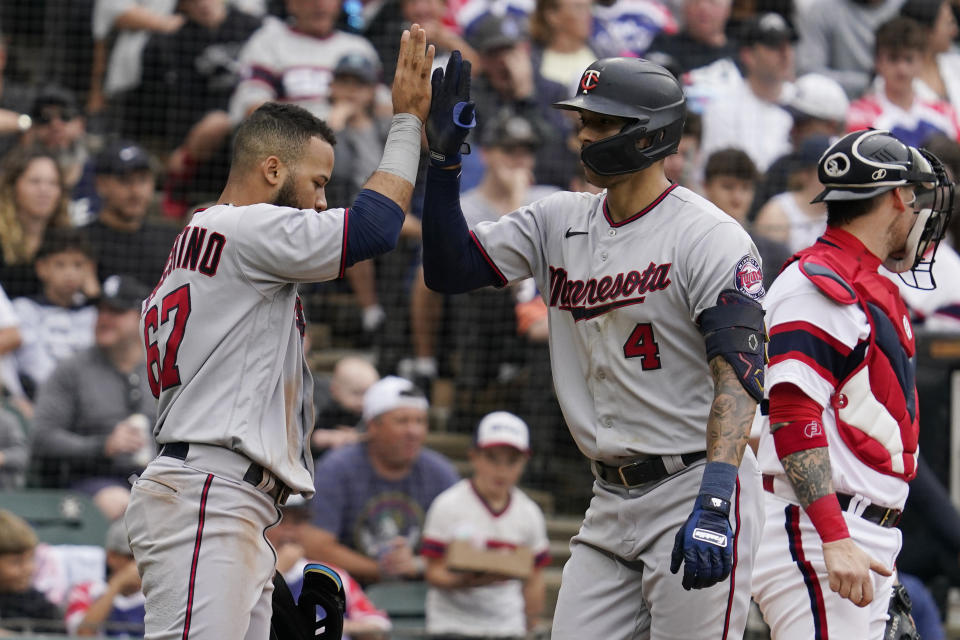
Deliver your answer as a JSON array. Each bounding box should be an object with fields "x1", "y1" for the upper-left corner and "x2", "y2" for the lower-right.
[{"x1": 36, "y1": 107, "x2": 78, "y2": 125}]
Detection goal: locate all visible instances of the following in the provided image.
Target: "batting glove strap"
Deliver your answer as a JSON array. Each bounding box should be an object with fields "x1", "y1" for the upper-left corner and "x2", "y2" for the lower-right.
[{"x1": 698, "y1": 494, "x2": 731, "y2": 516}]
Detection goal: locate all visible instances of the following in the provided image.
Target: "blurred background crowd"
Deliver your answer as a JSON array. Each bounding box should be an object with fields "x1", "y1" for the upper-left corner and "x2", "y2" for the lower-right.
[{"x1": 1, "y1": 0, "x2": 960, "y2": 636}]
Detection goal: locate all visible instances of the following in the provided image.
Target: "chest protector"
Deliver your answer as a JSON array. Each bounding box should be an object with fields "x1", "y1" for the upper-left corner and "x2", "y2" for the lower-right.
[{"x1": 793, "y1": 244, "x2": 919, "y2": 481}]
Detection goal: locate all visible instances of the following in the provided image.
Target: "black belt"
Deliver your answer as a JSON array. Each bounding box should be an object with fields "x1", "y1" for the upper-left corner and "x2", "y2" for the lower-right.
[
  {"x1": 594, "y1": 451, "x2": 707, "y2": 487},
  {"x1": 762, "y1": 474, "x2": 901, "y2": 528},
  {"x1": 159, "y1": 442, "x2": 291, "y2": 505}
]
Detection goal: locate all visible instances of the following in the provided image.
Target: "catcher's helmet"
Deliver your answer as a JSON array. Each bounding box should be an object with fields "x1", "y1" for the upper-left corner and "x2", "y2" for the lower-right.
[
  {"x1": 553, "y1": 58, "x2": 686, "y2": 176},
  {"x1": 813, "y1": 128, "x2": 955, "y2": 289}
]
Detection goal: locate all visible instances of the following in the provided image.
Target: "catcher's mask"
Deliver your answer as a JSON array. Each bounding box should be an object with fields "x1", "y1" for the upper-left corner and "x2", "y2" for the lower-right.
[
  {"x1": 813, "y1": 129, "x2": 956, "y2": 290},
  {"x1": 553, "y1": 57, "x2": 686, "y2": 176}
]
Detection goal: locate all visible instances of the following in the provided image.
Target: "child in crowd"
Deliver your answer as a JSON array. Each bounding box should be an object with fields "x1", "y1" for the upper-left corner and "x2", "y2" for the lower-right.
[
  {"x1": 12, "y1": 227, "x2": 97, "y2": 397},
  {"x1": 0, "y1": 508, "x2": 63, "y2": 633},
  {"x1": 421, "y1": 411, "x2": 550, "y2": 639},
  {"x1": 312, "y1": 355, "x2": 380, "y2": 456},
  {"x1": 700, "y1": 148, "x2": 792, "y2": 289},
  {"x1": 64, "y1": 518, "x2": 145, "y2": 638},
  {"x1": 847, "y1": 16, "x2": 960, "y2": 146}
]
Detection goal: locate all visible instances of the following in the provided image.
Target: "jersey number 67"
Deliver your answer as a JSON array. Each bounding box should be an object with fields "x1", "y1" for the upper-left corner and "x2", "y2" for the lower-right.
[{"x1": 142, "y1": 284, "x2": 192, "y2": 398}]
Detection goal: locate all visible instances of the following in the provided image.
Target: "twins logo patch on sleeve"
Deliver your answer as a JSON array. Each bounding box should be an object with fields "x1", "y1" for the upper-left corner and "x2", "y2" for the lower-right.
[{"x1": 735, "y1": 255, "x2": 765, "y2": 300}]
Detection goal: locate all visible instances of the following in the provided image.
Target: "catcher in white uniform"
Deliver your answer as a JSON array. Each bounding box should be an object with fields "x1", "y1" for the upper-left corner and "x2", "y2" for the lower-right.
[
  {"x1": 421, "y1": 55, "x2": 766, "y2": 640},
  {"x1": 124, "y1": 27, "x2": 435, "y2": 640},
  {"x1": 751, "y1": 129, "x2": 955, "y2": 639}
]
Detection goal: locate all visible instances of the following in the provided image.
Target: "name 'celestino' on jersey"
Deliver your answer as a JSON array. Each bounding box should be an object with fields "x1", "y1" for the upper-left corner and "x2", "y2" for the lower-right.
[
  {"x1": 148, "y1": 225, "x2": 226, "y2": 304},
  {"x1": 548, "y1": 262, "x2": 672, "y2": 320}
]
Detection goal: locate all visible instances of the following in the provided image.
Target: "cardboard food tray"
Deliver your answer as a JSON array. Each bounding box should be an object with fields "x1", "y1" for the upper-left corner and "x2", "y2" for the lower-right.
[{"x1": 445, "y1": 539, "x2": 534, "y2": 579}]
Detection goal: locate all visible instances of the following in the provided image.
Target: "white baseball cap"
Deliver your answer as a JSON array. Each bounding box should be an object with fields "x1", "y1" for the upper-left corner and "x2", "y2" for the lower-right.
[
  {"x1": 787, "y1": 74, "x2": 850, "y2": 124},
  {"x1": 475, "y1": 411, "x2": 530, "y2": 454},
  {"x1": 362, "y1": 375, "x2": 429, "y2": 422}
]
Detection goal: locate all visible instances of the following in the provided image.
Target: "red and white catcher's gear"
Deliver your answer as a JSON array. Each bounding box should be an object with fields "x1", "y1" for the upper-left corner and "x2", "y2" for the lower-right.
[{"x1": 789, "y1": 228, "x2": 918, "y2": 482}]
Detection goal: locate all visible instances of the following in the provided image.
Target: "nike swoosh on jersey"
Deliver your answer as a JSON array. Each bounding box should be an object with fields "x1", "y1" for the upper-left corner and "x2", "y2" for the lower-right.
[
  {"x1": 565, "y1": 228, "x2": 589, "y2": 238},
  {"x1": 560, "y1": 297, "x2": 646, "y2": 320}
]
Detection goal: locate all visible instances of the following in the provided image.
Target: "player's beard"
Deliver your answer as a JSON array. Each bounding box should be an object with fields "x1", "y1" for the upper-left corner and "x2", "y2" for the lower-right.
[{"x1": 272, "y1": 172, "x2": 301, "y2": 209}]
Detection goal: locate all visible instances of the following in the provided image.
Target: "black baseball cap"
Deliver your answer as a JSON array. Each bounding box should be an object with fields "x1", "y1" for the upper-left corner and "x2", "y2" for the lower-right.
[
  {"x1": 481, "y1": 111, "x2": 542, "y2": 149},
  {"x1": 466, "y1": 11, "x2": 528, "y2": 54},
  {"x1": 333, "y1": 53, "x2": 380, "y2": 84},
  {"x1": 741, "y1": 12, "x2": 797, "y2": 47},
  {"x1": 30, "y1": 85, "x2": 80, "y2": 122},
  {"x1": 98, "y1": 274, "x2": 151, "y2": 311},
  {"x1": 95, "y1": 140, "x2": 152, "y2": 176}
]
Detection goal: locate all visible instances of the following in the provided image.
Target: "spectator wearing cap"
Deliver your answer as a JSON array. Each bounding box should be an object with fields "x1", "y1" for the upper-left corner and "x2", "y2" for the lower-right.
[
  {"x1": 421, "y1": 411, "x2": 551, "y2": 638},
  {"x1": 324, "y1": 51, "x2": 417, "y2": 347},
  {"x1": 405, "y1": 110, "x2": 558, "y2": 419},
  {"x1": 795, "y1": 0, "x2": 904, "y2": 98},
  {"x1": 646, "y1": 0, "x2": 739, "y2": 75},
  {"x1": 302, "y1": 376, "x2": 459, "y2": 585},
  {"x1": 0, "y1": 147, "x2": 72, "y2": 300},
  {"x1": 700, "y1": 12, "x2": 796, "y2": 173},
  {"x1": 63, "y1": 518, "x2": 145, "y2": 637},
  {"x1": 753, "y1": 135, "x2": 831, "y2": 253},
  {"x1": 139, "y1": 0, "x2": 262, "y2": 218},
  {"x1": 19, "y1": 85, "x2": 100, "y2": 224},
  {"x1": 30, "y1": 274, "x2": 156, "y2": 521},
  {"x1": 467, "y1": 11, "x2": 576, "y2": 188},
  {"x1": 846, "y1": 17, "x2": 960, "y2": 147},
  {"x1": 82, "y1": 140, "x2": 180, "y2": 288},
  {"x1": 748, "y1": 73, "x2": 850, "y2": 217},
  {"x1": 901, "y1": 0, "x2": 960, "y2": 112},
  {"x1": 701, "y1": 148, "x2": 792, "y2": 289},
  {"x1": 228, "y1": 0, "x2": 380, "y2": 123}
]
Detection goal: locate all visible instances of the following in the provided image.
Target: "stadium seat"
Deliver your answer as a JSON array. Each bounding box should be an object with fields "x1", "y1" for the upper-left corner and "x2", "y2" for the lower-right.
[{"x1": 0, "y1": 488, "x2": 109, "y2": 546}]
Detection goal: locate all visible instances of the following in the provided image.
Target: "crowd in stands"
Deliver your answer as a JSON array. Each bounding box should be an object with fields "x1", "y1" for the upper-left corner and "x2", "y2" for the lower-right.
[{"x1": 0, "y1": 0, "x2": 959, "y2": 635}]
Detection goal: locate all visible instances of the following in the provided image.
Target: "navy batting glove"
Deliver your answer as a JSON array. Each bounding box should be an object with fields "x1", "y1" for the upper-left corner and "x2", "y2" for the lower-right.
[
  {"x1": 426, "y1": 51, "x2": 476, "y2": 168},
  {"x1": 670, "y1": 461, "x2": 737, "y2": 590}
]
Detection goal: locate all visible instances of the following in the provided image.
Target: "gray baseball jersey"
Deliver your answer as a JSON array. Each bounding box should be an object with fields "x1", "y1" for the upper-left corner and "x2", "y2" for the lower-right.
[
  {"x1": 141, "y1": 203, "x2": 348, "y2": 496},
  {"x1": 470, "y1": 184, "x2": 764, "y2": 462}
]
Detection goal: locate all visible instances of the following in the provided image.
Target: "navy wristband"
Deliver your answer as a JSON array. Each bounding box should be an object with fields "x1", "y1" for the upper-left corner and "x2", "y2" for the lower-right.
[{"x1": 699, "y1": 461, "x2": 738, "y2": 501}]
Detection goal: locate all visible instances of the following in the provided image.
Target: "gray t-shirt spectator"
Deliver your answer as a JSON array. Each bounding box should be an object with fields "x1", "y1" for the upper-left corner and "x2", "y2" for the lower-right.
[
  {"x1": 310, "y1": 443, "x2": 459, "y2": 558},
  {"x1": 30, "y1": 346, "x2": 155, "y2": 486}
]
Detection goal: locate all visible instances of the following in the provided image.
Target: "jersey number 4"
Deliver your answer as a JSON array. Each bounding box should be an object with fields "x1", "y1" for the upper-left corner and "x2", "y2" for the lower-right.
[
  {"x1": 143, "y1": 285, "x2": 192, "y2": 398},
  {"x1": 623, "y1": 323, "x2": 662, "y2": 370}
]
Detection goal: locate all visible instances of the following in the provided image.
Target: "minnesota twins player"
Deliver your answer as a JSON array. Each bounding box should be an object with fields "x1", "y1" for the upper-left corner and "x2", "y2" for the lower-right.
[
  {"x1": 751, "y1": 129, "x2": 955, "y2": 639},
  {"x1": 123, "y1": 27, "x2": 435, "y2": 640},
  {"x1": 420, "y1": 55, "x2": 766, "y2": 639}
]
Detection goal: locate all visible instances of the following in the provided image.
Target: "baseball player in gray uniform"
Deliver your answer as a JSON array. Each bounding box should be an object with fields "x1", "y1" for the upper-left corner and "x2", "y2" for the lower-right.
[
  {"x1": 420, "y1": 55, "x2": 767, "y2": 639},
  {"x1": 123, "y1": 27, "x2": 436, "y2": 640}
]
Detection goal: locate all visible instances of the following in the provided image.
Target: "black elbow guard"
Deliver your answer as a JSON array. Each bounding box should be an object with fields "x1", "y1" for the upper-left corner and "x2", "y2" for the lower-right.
[{"x1": 698, "y1": 289, "x2": 767, "y2": 402}]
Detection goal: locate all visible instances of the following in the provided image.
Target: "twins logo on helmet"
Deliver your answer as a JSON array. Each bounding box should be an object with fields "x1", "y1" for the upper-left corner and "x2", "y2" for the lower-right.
[{"x1": 580, "y1": 70, "x2": 601, "y2": 92}]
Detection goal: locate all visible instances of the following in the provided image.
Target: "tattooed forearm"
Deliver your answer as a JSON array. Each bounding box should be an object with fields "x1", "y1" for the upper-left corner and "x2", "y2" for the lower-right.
[
  {"x1": 775, "y1": 436, "x2": 835, "y2": 507},
  {"x1": 705, "y1": 356, "x2": 757, "y2": 465}
]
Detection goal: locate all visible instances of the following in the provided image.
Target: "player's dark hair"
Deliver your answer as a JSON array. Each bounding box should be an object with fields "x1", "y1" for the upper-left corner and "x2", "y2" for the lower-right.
[
  {"x1": 231, "y1": 102, "x2": 337, "y2": 173},
  {"x1": 875, "y1": 17, "x2": 926, "y2": 56},
  {"x1": 704, "y1": 148, "x2": 758, "y2": 183},
  {"x1": 826, "y1": 192, "x2": 886, "y2": 226},
  {"x1": 35, "y1": 227, "x2": 95, "y2": 261}
]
